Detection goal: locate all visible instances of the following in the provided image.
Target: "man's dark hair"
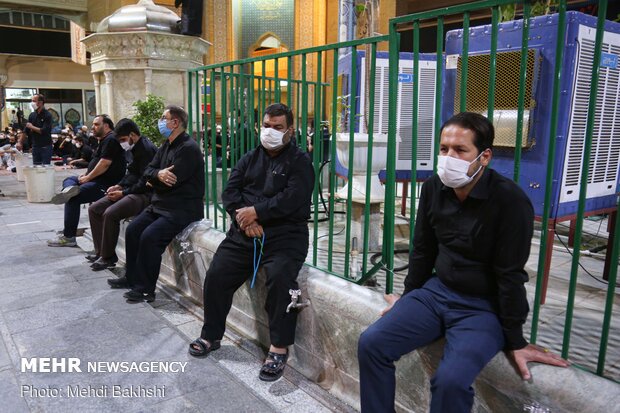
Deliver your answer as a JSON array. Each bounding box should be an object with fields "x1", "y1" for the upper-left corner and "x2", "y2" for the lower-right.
[
  {"x1": 34, "y1": 94, "x2": 45, "y2": 103},
  {"x1": 95, "y1": 114, "x2": 115, "y2": 130},
  {"x1": 263, "y1": 103, "x2": 293, "y2": 128},
  {"x1": 440, "y1": 112, "x2": 494, "y2": 153},
  {"x1": 114, "y1": 118, "x2": 140, "y2": 137},
  {"x1": 165, "y1": 105, "x2": 188, "y2": 129},
  {"x1": 74, "y1": 135, "x2": 85, "y2": 143}
]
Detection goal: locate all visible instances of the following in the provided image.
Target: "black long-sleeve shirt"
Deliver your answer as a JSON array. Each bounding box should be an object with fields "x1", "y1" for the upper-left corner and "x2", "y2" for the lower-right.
[
  {"x1": 27, "y1": 108, "x2": 52, "y2": 148},
  {"x1": 118, "y1": 136, "x2": 158, "y2": 195},
  {"x1": 404, "y1": 168, "x2": 534, "y2": 350},
  {"x1": 143, "y1": 132, "x2": 204, "y2": 221},
  {"x1": 223, "y1": 141, "x2": 314, "y2": 228}
]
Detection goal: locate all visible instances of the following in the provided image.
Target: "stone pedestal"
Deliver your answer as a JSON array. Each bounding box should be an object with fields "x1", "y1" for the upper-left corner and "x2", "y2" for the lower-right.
[
  {"x1": 82, "y1": 31, "x2": 209, "y2": 121},
  {"x1": 350, "y1": 201, "x2": 382, "y2": 253}
]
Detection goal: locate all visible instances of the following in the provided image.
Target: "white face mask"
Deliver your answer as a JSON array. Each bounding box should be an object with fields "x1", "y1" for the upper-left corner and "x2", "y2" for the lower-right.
[
  {"x1": 75, "y1": 143, "x2": 83, "y2": 148},
  {"x1": 30, "y1": 102, "x2": 37, "y2": 111},
  {"x1": 120, "y1": 141, "x2": 133, "y2": 151},
  {"x1": 437, "y1": 152, "x2": 484, "y2": 188},
  {"x1": 260, "y1": 127, "x2": 288, "y2": 150}
]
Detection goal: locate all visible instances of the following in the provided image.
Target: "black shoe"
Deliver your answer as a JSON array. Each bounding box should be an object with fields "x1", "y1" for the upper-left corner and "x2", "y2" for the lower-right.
[
  {"x1": 91, "y1": 258, "x2": 116, "y2": 271},
  {"x1": 85, "y1": 254, "x2": 100, "y2": 263},
  {"x1": 259, "y1": 351, "x2": 288, "y2": 382},
  {"x1": 124, "y1": 290, "x2": 155, "y2": 303},
  {"x1": 107, "y1": 276, "x2": 130, "y2": 289}
]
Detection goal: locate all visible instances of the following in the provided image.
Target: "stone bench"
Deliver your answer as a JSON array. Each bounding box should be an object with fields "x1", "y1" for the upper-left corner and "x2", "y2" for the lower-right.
[{"x1": 116, "y1": 220, "x2": 620, "y2": 412}]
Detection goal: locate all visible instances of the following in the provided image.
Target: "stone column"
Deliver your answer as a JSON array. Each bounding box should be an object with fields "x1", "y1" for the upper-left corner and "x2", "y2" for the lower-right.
[
  {"x1": 0, "y1": 56, "x2": 8, "y2": 131},
  {"x1": 103, "y1": 70, "x2": 114, "y2": 120},
  {"x1": 144, "y1": 69, "x2": 152, "y2": 95},
  {"x1": 92, "y1": 74, "x2": 101, "y2": 114}
]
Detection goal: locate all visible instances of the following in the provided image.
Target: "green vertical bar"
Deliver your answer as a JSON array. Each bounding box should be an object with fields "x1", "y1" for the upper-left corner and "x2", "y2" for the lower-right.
[
  {"x1": 562, "y1": 0, "x2": 607, "y2": 359},
  {"x1": 230, "y1": 71, "x2": 238, "y2": 166},
  {"x1": 344, "y1": 48, "x2": 358, "y2": 279},
  {"x1": 210, "y1": 70, "x2": 218, "y2": 229},
  {"x1": 312, "y1": 51, "x2": 322, "y2": 266},
  {"x1": 513, "y1": 2, "x2": 531, "y2": 183},
  {"x1": 220, "y1": 68, "x2": 228, "y2": 230},
  {"x1": 275, "y1": 57, "x2": 281, "y2": 102},
  {"x1": 239, "y1": 72, "x2": 246, "y2": 155},
  {"x1": 301, "y1": 53, "x2": 308, "y2": 152},
  {"x1": 296, "y1": 81, "x2": 301, "y2": 139},
  {"x1": 410, "y1": 22, "x2": 420, "y2": 250},
  {"x1": 459, "y1": 12, "x2": 470, "y2": 113},
  {"x1": 188, "y1": 71, "x2": 193, "y2": 136},
  {"x1": 433, "y1": 17, "x2": 444, "y2": 169},
  {"x1": 195, "y1": 71, "x2": 201, "y2": 141},
  {"x1": 362, "y1": 42, "x2": 377, "y2": 276},
  {"x1": 384, "y1": 25, "x2": 400, "y2": 293},
  {"x1": 287, "y1": 56, "x2": 293, "y2": 109},
  {"x1": 328, "y1": 49, "x2": 339, "y2": 272},
  {"x1": 487, "y1": 6, "x2": 499, "y2": 123},
  {"x1": 531, "y1": 1, "x2": 567, "y2": 343},
  {"x1": 250, "y1": 62, "x2": 256, "y2": 148},
  {"x1": 260, "y1": 60, "x2": 266, "y2": 123},
  {"x1": 598, "y1": 209, "x2": 619, "y2": 375},
  {"x1": 205, "y1": 69, "x2": 215, "y2": 219}
]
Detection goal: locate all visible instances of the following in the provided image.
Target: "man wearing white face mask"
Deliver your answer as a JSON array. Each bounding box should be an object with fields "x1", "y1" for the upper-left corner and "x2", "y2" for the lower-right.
[
  {"x1": 88, "y1": 118, "x2": 157, "y2": 271},
  {"x1": 358, "y1": 112, "x2": 569, "y2": 413},
  {"x1": 24, "y1": 94, "x2": 53, "y2": 165},
  {"x1": 189, "y1": 103, "x2": 314, "y2": 383}
]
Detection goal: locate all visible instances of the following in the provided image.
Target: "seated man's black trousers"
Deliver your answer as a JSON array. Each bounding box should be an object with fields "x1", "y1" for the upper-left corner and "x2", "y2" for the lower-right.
[{"x1": 200, "y1": 225, "x2": 308, "y2": 348}]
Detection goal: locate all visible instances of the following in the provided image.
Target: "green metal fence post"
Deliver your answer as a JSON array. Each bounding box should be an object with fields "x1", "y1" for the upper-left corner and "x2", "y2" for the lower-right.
[
  {"x1": 433, "y1": 17, "x2": 444, "y2": 168},
  {"x1": 562, "y1": 0, "x2": 608, "y2": 360},
  {"x1": 530, "y1": 0, "x2": 567, "y2": 344},
  {"x1": 459, "y1": 12, "x2": 470, "y2": 113},
  {"x1": 513, "y1": 2, "x2": 531, "y2": 183},
  {"x1": 384, "y1": 24, "x2": 400, "y2": 294}
]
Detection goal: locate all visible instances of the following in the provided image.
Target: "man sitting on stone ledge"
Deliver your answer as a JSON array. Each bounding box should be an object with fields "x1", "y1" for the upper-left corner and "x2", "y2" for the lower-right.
[
  {"x1": 48, "y1": 115, "x2": 126, "y2": 247},
  {"x1": 188, "y1": 103, "x2": 314, "y2": 382},
  {"x1": 118, "y1": 105, "x2": 204, "y2": 303},
  {"x1": 88, "y1": 118, "x2": 157, "y2": 271},
  {"x1": 357, "y1": 112, "x2": 570, "y2": 413}
]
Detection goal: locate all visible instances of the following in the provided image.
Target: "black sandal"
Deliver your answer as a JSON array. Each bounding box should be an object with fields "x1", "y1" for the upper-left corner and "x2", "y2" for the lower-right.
[
  {"x1": 188, "y1": 338, "x2": 220, "y2": 358},
  {"x1": 259, "y1": 351, "x2": 288, "y2": 382}
]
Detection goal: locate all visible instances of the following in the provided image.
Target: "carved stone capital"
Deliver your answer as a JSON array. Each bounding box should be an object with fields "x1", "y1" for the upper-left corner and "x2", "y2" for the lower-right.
[{"x1": 82, "y1": 32, "x2": 211, "y2": 73}]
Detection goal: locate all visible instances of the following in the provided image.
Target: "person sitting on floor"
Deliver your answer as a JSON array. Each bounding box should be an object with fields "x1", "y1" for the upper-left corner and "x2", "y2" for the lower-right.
[{"x1": 67, "y1": 135, "x2": 93, "y2": 169}]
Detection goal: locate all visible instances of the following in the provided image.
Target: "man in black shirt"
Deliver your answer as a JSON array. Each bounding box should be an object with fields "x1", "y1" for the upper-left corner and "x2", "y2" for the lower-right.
[
  {"x1": 67, "y1": 135, "x2": 93, "y2": 168},
  {"x1": 48, "y1": 115, "x2": 126, "y2": 247},
  {"x1": 188, "y1": 103, "x2": 314, "y2": 383},
  {"x1": 25, "y1": 94, "x2": 53, "y2": 165},
  {"x1": 120, "y1": 106, "x2": 204, "y2": 302},
  {"x1": 358, "y1": 112, "x2": 569, "y2": 413},
  {"x1": 88, "y1": 118, "x2": 158, "y2": 271}
]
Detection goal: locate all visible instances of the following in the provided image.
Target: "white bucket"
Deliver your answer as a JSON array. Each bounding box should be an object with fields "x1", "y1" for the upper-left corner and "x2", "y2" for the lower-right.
[
  {"x1": 15, "y1": 153, "x2": 31, "y2": 182},
  {"x1": 23, "y1": 165, "x2": 56, "y2": 203}
]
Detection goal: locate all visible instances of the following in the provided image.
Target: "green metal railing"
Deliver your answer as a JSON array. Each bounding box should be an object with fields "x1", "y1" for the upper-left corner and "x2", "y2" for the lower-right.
[
  {"x1": 188, "y1": 0, "x2": 618, "y2": 381},
  {"x1": 388, "y1": 0, "x2": 617, "y2": 381},
  {"x1": 188, "y1": 35, "x2": 390, "y2": 287}
]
